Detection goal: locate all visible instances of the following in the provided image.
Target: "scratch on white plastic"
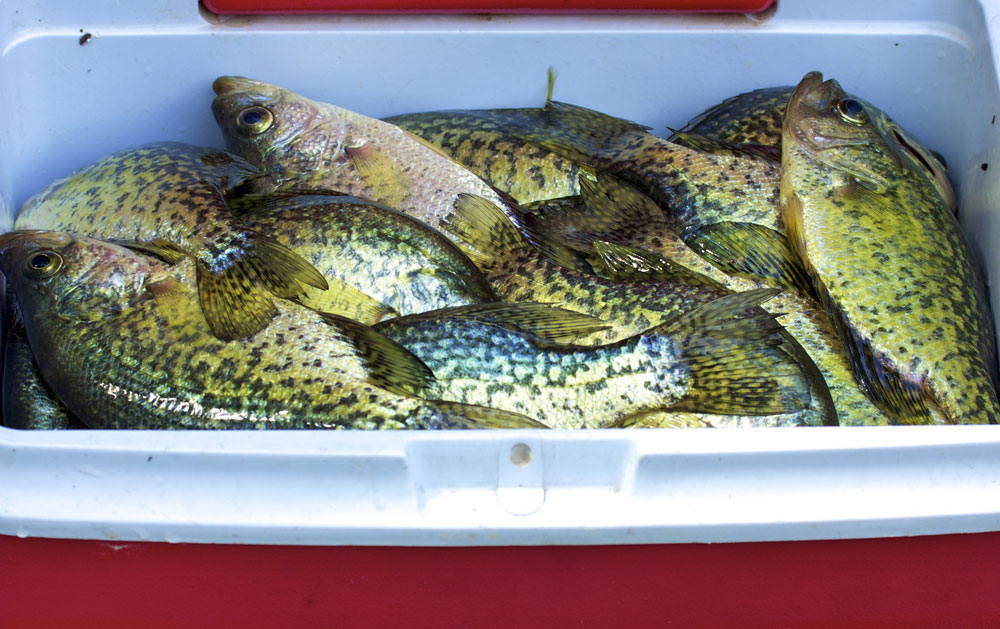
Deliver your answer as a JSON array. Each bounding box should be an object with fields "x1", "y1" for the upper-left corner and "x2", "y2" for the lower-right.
[{"x1": 496, "y1": 437, "x2": 545, "y2": 516}]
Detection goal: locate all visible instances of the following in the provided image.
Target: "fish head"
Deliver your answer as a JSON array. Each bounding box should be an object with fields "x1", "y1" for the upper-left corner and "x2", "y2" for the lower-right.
[
  {"x1": 783, "y1": 72, "x2": 901, "y2": 193},
  {"x1": 212, "y1": 76, "x2": 348, "y2": 181},
  {"x1": 0, "y1": 230, "x2": 154, "y2": 323},
  {"x1": 783, "y1": 72, "x2": 955, "y2": 210}
]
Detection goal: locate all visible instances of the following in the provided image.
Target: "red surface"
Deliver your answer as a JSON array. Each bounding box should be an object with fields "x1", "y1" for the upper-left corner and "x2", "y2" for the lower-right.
[
  {"x1": 2, "y1": 532, "x2": 999, "y2": 627},
  {"x1": 202, "y1": 0, "x2": 775, "y2": 14}
]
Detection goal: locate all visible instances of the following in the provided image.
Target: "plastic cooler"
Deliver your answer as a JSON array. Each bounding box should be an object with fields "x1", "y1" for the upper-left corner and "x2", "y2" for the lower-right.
[{"x1": 3, "y1": 0, "x2": 1000, "y2": 625}]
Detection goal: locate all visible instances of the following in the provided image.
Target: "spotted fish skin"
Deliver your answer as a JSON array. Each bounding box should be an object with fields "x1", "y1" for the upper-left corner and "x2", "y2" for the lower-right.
[
  {"x1": 14, "y1": 142, "x2": 328, "y2": 341},
  {"x1": 0, "y1": 230, "x2": 543, "y2": 430},
  {"x1": 670, "y1": 86, "x2": 956, "y2": 215},
  {"x1": 385, "y1": 109, "x2": 586, "y2": 204},
  {"x1": 376, "y1": 296, "x2": 818, "y2": 428},
  {"x1": 670, "y1": 86, "x2": 793, "y2": 150},
  {"x1": 781, "y1": 71, "x2": 998, "y2": 425},
  {"x1": 236, "y1": 193, "x2": 497, "y2": 319}
]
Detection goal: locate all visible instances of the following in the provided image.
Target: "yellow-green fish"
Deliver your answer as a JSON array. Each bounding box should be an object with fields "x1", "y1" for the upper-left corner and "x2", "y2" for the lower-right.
[
  {"x1": 385, "y1": 107, "x2": 587, "y2": 204},
  {"x1": 670, "y1": 85, "x2": 956, "y2": 215},
  {"x1": 442, "y1": 195, "x2": 837, "y2": 425},
  {"x1": 0, "y1": 230, "x2": 543, "y2": 430},
  {"x1": 14, "y1": 142, "x2": 329, "y2": 341},
  {"x1": 211, "y1": 77, "x2": 580, "y2": 272},
  {"x1": 375, "y1": 295, "x2": 821, "y2": 428},
  {"x1": 781, "y1": 71, "x2": 998, "y2": 424},
  {"x1": 234, "y1": 192, "x2": 497, "y2": 319}
]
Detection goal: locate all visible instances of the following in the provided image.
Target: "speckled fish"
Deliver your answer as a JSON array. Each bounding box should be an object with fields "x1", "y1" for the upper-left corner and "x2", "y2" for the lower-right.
[
  {"x1": 443, "y1": 194, "x2": 837, "y2": 425},
  {"x1": 3, "y1": 318, "x2": 85, "y2": 430},
  {"x1": 375, "y1": 294, "x2": 821, "y2": 428},
  {"x1": 781, "y1": 71, "x2": 999, "y2": 424},
  {"x1": 0, "y1": 230, "x2": 544, "y2": 430},
  {"x1": 211, "y1": 77, "x2": 580, "y2": 273},
  {"x1": 669, "y1": 85, "x2": 792, "y2": 152},
  {"x1": 520, "y1": 154, "x2": 890, "y2": 426},
  {"x1": 384, "y1": 107, "x2": 588, "y2": 204},
  {"x1": 233, "y1": 192, "x2": 497, "y2": 319},
  {"x1": 440, "y1": 99, "x2": 892, "y2": 425},
  {"x1": 14, "y1": 142, "x2": 330, "y2": 341},
  {"x1": 669, "y1": 85, "x2": 957, "y2": 215}
]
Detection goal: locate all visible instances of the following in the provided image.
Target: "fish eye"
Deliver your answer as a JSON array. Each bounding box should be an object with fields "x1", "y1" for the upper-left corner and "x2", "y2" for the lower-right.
[
  {"x1": 236, "y1": 106, "x2": 274, "y2": 135},
  {"x1": 23, "y1": 250, "x2": 64, "y2": 279},
  {"x1": 836, "y1": 98, "x2": 868, "y2": 124}
]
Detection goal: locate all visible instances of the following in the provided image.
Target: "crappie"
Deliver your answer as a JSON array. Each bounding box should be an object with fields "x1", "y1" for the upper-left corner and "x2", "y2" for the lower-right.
[
  {"x1": 234, "y1": 192, "x2": 497, "y2": 319},
  {"x1": 0, "y1": 230, "x2": 543, "y2": 430},
  {"x1": 14, "y1": 142, "x2": 328, "y2": 341},
  {"x1": 524, "y1": 169, "x2": 889, "y2": 426},
  {"x1": 375, "y1": 295, "x2": 821, "y2": 428},
  {"x1": 385, "y1": 108, "x2": 586, "y2": 204},
  {"x1": 670, "y1": 85, "x2": 792, "y2": 151},
  {"x1": 670, "y1": 86, "x2": 956, "y2": 214},
  {"x1": 781, "y1": 71, "x2": 998, "y2": 424},
  {"x1": 211, "y1": 77, "x2": 575, "y2": 272},
  {"x1": 444, "y1": 195, "x2": 837, "y2": 425}
]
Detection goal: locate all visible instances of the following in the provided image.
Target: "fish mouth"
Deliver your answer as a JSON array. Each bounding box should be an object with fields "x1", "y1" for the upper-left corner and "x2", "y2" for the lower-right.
[
  {"x1": 212, "y1": 76, "x2": 270, "y2": 97},
  {"x1": 786, "y1": 71, "x2": 869, "y2": 152}
]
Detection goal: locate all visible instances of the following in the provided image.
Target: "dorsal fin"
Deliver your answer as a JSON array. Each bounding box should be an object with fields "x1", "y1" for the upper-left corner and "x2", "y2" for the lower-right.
[
  {"x1": 592, "y1": 241, "x2": 725, "y2": 289},
  {"x1": 377, "y1": 302, "x2": 609, "y2": 344}
]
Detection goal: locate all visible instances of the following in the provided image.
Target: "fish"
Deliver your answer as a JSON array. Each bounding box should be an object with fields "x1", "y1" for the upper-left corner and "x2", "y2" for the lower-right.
[
  {"x1": 233, "y1": 192, "x2": 497, "y2": 319},
  {"x1": 385, "y1": 107, "x2": 587, "y2": 204},
  {"x1": 669, "y1": 85, "x2": 957, "y2": 215},
  {"x1": 374, "y1": 295, "x2": 822, "y2": 428},
  {"x1": 14, "y1": 142, "x2": 330, "y2": 341},
  {"x1": 0, "y1": 230, "x2": 544, "y2": 430},
  {"x1": 211, "y1": 77, "x2": 583, "y2": 273},
  {"x1": 780, "y1": 71, "x2": 999, "y2": 424},
  {"x1": 421, "y1": 104, "x2": 882, "y2": 425},
  {"x1": 442, "y1": 194, "x2": 838, "y2": 425},
  {"x1": 3, "y1": 316, "x2": 85, "y2": 430},
  {"x1": 669, "y1": 85, "x2": 792, "y2": 152}
]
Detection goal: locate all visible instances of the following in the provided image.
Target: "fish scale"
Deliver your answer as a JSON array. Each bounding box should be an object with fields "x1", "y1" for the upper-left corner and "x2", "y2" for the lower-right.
[{"x1": 235, "y1": 193, "x2": 497, "y2": 319}]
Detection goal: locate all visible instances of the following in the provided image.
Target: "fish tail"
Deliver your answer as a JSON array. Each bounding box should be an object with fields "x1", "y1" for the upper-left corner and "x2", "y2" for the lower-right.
[
  {"x1": 197, "y1": 233, "x2": 328, "y2": 341},
  {"x1": 656, "y1": 289, "x2": 815, "y2": 416}
]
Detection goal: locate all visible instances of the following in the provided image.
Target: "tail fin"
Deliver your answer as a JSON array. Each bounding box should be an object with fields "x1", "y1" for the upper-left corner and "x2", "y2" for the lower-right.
[
  {"x1": 655, "y1": 289, "x2": 814, "y2": 416},
  {"x1": 521, "y1": 173, "x2": 663, "y2": 249}
]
